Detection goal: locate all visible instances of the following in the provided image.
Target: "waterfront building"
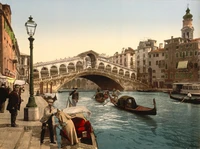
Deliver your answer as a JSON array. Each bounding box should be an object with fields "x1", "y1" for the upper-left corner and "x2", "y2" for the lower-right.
[
  {"x1": 135, "y1": 39, "x2": 158, "y2": 84},
  {"x1": 0, "y1": 3, "x2": 20, "y2": 86},
  {"x1": 148, "y1": 44, "x2": 165, "y2": 88},
  {"x1": 164, "y1": 7, "x2": 200, "y2": 88}
]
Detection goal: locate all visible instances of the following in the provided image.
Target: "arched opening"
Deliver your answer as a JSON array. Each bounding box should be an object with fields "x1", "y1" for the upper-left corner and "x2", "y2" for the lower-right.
[
  {"x1": 33, "y1": 69, "x2": 39, "y2": 79},
  {"x1": 119, "y1": 69, "x2": 124, "y2": 76},
  {"x1": 76, "y1": 61, "x2": 83, "y2": 71},
  {"x1": 50, "y1": 65, "x2": 58, "y2": 76},
  {"x1": 68, "y1": 63, "x2": 75, "y2": 72},
  {"x1": 59, "y1": 64, "x2": 67, "y2": 74},
  {"x1": 112, "y1": 67, "x2": 118, "y2": 74},
  {"x1": 125, "y1": 71, "x2": 130, "y2": 78},
  {"x1": 105, "y1": 65, "x2": 111, "y2": 72},
  {"x1": 41, "y1": 67, "x2": 49, "y2": 78},
  {"x1": 98, "y1": 62, "x2": 105, "y2": 70}
]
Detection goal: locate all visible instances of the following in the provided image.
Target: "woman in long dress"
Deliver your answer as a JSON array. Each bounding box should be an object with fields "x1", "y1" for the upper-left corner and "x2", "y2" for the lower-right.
[{"x1": 55, "y1": 109, "x2": 79, "y2": 146}]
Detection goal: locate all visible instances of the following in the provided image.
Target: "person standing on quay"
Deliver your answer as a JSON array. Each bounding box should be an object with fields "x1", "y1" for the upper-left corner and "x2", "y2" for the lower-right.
[
  {"x1": 0, "y1": 83, "x2": 9, "y2": 113},
  {"x1": 40, "y1": 99, "x2": 56, "y2": 144},
  {"x1": 6, "y1": 84, "x2": 21, "y2": 127},
  {"x1": 69, "y1": 88, "x2": 79, "y2": 106}
]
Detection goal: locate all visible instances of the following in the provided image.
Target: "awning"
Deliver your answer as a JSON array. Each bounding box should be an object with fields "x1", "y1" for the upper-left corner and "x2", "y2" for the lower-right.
[
  {"x1": 0, "y1": 75, "x2": 7, "y2": 82},
  {"x1": 177, "y1": 61, "x2": 188, "y2": 69},
  {"x1": 14, "y1": 80, "x2": 26, "y2": 85},
  {"x1": 6, "y1": 77, "x2": 15, "y2": 83}
]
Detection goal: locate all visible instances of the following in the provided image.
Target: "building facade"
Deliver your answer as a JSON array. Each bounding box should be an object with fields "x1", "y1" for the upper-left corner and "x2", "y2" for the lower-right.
[
  {"x1": 109, "y1": 47, "x2": 136, "y2": 70},
  {"x1": 0, "y1": 3, "x2": 20, "y2": 86},
  {"x1": 164, "y1": 7, "x2": 200, "y2": 88},
  {"x1": 18, "y1": 52, "x2": 30, "y2": 82},
  {"x1": 135, "y1": 39, "x2": 158, "y2": 84}
]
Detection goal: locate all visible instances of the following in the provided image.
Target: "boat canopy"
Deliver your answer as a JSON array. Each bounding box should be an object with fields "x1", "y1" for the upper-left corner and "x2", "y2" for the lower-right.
[{"x1": 63, "y1": 106, "x2": 91, "y2": 118}]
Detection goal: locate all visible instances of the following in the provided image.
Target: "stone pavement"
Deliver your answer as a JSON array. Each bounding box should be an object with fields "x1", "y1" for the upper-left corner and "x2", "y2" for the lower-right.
[{"x1": 0, "y1": 84, "x2": 58, "y2": 149}]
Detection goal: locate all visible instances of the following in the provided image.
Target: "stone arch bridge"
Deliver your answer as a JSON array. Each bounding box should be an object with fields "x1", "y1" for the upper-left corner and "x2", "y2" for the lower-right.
[{"x1": 33, "y1": 50, "x2": 148, "y2": 93}]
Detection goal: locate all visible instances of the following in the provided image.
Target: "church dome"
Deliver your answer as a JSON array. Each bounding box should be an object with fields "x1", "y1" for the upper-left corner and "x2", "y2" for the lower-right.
[{"x1": 183, "y1": 8, "x2": 193, "y2": 19}]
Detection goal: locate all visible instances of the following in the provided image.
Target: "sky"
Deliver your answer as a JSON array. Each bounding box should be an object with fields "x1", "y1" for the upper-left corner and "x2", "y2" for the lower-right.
[{"x1": 1, "y1": 0, "x2": 200, "y2": 63}]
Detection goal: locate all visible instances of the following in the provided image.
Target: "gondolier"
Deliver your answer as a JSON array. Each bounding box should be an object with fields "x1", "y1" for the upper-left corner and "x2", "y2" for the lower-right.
[{"x1": 69, "y1": 87, "x2": 79, "y2": 106}]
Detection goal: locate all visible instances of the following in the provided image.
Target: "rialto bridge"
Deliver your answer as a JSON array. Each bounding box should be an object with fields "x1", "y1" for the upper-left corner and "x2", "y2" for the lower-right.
[{"x1": 33, "y1": 50, "x2": 148, "y2": 93}]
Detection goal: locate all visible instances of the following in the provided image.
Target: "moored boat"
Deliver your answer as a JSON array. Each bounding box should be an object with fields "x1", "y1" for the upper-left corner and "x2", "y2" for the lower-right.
[
  {"x1": 169, "y1": 92, "x2": 200, "y2": 104},
  {"x1": 59, "y1": 106, "x2": 98, "y2": 149},
  {"x1": 109, "y1": 95, "x2": 157, "y2": 115},
  {"x1": 172, "y1": 82, "x2": 200, "y2": 96}
]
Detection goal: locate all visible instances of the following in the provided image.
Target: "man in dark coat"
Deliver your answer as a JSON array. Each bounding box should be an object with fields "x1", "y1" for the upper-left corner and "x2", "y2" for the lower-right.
[
  {"x1": 6, "y1": 84, "x2": 21, "y2": 127},
  {"x1": 0, "y1": 83, "x2": 9, "y2": 113}
]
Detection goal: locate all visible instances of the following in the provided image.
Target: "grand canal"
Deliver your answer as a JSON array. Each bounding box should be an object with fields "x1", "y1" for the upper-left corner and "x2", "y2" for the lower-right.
[{"x1": 54, "y1": 91, "x2": 200, "y2": 149}]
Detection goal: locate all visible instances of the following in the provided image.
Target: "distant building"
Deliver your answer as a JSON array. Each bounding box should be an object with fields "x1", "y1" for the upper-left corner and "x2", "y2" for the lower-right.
[
  {"x1": 0, "y1": 3, "x2": 20, "y2": 86},
  {"x1": 18, "y1": 52, "x2": 30, "y2": 82},
  {"x1": 109, "y1": 47, "x2": 135, "y2": 69}
]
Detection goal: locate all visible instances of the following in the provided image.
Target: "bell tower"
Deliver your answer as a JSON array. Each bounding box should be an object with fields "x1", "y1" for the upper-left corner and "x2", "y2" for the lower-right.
[{"x1": 181, "y1": 6, "x2": 194, "y2": 39}]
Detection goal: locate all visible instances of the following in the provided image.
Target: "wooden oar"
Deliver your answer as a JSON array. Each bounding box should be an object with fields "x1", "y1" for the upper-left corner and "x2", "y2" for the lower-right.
[
  {"x1": 103, "y1": 100, "x2": 109, "y2": 106},
  {"x1": 181, "y1": 96, "x2": 187, "y2": 102}
]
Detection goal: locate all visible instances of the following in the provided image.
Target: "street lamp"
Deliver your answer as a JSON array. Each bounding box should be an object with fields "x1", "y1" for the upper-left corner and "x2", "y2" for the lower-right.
[
  {"x1": 25, "y1": 15, "x2": 37, "y2": 107},
  {"x1": 24, "y1": 16, "x2": 38, "y2": 121}
]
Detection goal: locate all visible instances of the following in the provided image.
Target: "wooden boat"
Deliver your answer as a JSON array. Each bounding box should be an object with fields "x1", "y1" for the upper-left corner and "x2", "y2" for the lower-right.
[
  {"x1": 136, "y1": 89, "x2": 156, "y2": 92},
  {"x1": 169, "y1": 92, "x2": 200, "y2": 104},
  {"x1": 94, "y1": 91, "x2": 109, "y2": 103},
  {"x1": 60, "y1": 106, "x2": 98, "y2": 149},
  {"x1": 109, "y1": 95, "x2": 157, "y2": 115}
]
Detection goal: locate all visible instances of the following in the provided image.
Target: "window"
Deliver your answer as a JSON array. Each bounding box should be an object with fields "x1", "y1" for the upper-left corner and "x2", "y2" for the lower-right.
[
  {"x1": 190, "y1": 51, "x2": 193, "y2": 56},
  {"x1": 149, "y1": 61, "x2": 151, "y2": 66},
  {"x1": 156, "y1": 61, "x2": 158, "y2": 65}
]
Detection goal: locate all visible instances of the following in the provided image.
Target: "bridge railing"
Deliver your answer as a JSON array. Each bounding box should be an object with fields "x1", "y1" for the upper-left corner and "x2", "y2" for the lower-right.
[{"x1": 34, "y1": 68, "x2": 146, "y2": 86}]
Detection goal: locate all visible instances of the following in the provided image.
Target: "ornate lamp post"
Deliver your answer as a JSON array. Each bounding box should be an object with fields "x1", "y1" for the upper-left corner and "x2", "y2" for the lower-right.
[{"x1": 24, "y1": 16, "x2": 39, "y2": 121}]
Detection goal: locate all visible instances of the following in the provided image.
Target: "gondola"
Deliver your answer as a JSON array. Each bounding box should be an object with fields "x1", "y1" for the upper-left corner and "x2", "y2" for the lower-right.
[
  {"x1": 94, "y1": 91, "x2": 109, "y2": 103},
  {"x1": 61, "y1": 106, "x2": 98, "y2": 149},
  {"x1": 109, "y1": 95, "x2": 157, "y2": 115},
  {"x1": 169, "y1": 92, "x2": 200, "y2": 104}
]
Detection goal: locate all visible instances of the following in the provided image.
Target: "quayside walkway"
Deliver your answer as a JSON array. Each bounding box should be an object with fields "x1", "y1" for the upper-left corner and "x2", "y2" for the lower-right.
[
  {"x1": 0, "y1": 84, "x2": 96, "y2": 149},
  {"x1": 0, "y1": 84, "x2": 58, "y2": 149}
]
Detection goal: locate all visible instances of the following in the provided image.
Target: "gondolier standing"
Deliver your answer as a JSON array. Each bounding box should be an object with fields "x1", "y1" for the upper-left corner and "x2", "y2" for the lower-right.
[{"x1": 69, "y1": 87, "x2": 79, "y2": 106}]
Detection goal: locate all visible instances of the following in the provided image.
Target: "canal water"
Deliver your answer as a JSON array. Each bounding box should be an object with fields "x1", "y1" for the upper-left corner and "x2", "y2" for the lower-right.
[{"x1": 54, "y1": 91, "x2": 200, "y2": 149}]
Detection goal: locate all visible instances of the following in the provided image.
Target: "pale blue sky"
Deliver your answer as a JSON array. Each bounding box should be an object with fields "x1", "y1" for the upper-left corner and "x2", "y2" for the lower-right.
[{"x1": 2, "y1": 0, "x2": 200, "y2": 63}]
